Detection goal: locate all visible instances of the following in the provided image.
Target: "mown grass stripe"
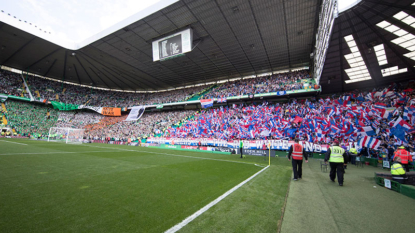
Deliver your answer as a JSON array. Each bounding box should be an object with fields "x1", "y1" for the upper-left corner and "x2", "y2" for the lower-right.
[{"x1": 164, "y1": 165, "x2": 270, "y2": 233}]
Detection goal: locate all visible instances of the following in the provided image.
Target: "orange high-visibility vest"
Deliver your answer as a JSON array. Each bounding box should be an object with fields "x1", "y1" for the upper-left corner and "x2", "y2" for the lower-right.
[
  {"x1": 292, "y1": 143, "x2": 303, "y2": 160},
  {"x1": 395, "y1": 149, "x2": 411, "y2": 164}
]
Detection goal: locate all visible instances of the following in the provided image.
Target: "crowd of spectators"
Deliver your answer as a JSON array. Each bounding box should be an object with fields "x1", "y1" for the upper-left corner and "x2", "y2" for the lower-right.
[
  {"x1": 5, "y1": 100, "x2": 58, "y2": 136},
  {"x1": 84, "y1": 115, "x2": 128, "y2": 138},
  {"x1": 85, "y1": 110, "x2": 195, "y2": 141},
  {"x1": 202, "y1": 70, "x2": 311, "y2": 99},
  {"x1": 0, "y1": 70, "x2": 29, "y2": 98},
  {"x1": 56, "y1": 111, "x2": 104, "y2": 129},
  {"x1": 23, "y1": 73, "x2": 207, "y2": 106},
  {"x1": 167, "y1": 83, "x2": 415, "y2": 155},
  {"x1": 3, "y1": 68, "x2": 415, "y2": 159},
  {"x1": 1, "y1": 69, "x2": 315, "y2": 108}
]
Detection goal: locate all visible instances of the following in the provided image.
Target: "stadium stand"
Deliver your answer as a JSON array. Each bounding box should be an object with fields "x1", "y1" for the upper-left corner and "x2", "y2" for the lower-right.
[
  {"x1": 56, "y1": 111, "x2": 104, "y2": 129},
  {"x1": 166, "y1": 84, "x2": 415, "y2": 152},
  {"x1": 0, "y1": 70, "x2": 30, "y2": 98},
  {"x1": 202, "y1": 70, "x2": 312, "y2": 99},
  {"x1": 23, "y1": 71, "x2": 209, "y2": 106},
  {"x1": 3, "y1": 69, "x2": 315, "y2": 107},
  {"x1": 1, "y1": 70, "x2": 414, "y2": 152},
  {"x1": 85, "y1": 110, "x2": 195, "y2": 141},
  {"x1": 5, "y1": 100, "x2": 58, "y2": 137}
]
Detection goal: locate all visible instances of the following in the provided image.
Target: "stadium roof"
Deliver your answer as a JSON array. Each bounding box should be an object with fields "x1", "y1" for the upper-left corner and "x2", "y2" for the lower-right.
[
  {"x1": 0, "y1": 0, "x2": 320, "y2": 91},
  {"x1": 2, "y1": 0, "x2": 415, "y2": 93},
  {"x1": 320, "y1": 0, "x2": 415, "y2": 93}
]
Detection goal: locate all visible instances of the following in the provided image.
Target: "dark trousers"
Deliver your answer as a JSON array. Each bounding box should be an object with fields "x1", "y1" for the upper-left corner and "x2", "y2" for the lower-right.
[
  {"x1": 240, "y1": 149, "x2": 243, "y2": 158},
  {"x1": 329, "y1": 162, "x2": 344, "y2": 184},
  {"x1": 392, "y1": 175, "x2": 407, "y2": 184},
  {"x1": 292, "y1": 159, "x2": 303, "y2": 179},
  {"x1": 350, "y1": 155, "x2": 356, "y2": 165}
]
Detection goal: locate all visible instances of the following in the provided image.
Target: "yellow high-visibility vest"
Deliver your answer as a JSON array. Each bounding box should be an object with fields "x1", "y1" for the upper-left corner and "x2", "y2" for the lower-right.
[
  {"x1": 329, "y1": 146, "x2": 345, "y2": 163},
  {"x1": 391, "y1": 163, "x2": 405, "y2": 176}
]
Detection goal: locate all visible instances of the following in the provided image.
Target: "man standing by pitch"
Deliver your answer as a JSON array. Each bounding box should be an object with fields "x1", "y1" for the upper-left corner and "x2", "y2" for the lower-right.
[
  {"x1": 288, "y1": 139, "x2": 308, "y2": 180},
  {"x1": 325, "y1": 139, "x2": 348, "y2": 186}
]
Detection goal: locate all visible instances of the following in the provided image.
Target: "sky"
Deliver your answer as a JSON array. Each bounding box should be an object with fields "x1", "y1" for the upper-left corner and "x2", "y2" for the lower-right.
[
  {"x1": 338, "y1": 0, "x2": 361, "y2": 13},
  {"x1": 0, "y1": 0, "x2": 177, "y2": 49}
]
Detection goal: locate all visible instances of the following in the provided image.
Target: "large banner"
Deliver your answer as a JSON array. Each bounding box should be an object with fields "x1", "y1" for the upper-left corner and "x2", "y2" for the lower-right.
[
  {"x1": 146, "y1": 137, "x2": 360, "y2": 153},
  {"x1": 125, "y1": 106, "x2": 145, "y2": 121},
  {"x1": 42, "y1": 102, "x2": 123, "y2": 116},
  {"x1": 35, "y1": 98, "x2": 48, "y2": 104},
  {"x1": 51, "y1": 101, "x2": 79, "y2": 111},
  {"x1": 78, "y1": 105, "x2": 121, "y2": 116},
  {"x1": 101, "y1": 107, "x2": 121, "y2": 116}
]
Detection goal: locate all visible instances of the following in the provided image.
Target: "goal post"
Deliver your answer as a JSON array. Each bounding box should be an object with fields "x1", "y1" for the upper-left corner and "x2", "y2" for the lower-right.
[{"x1": 48, "y1": 127, "x2": 85, "y2": 144}]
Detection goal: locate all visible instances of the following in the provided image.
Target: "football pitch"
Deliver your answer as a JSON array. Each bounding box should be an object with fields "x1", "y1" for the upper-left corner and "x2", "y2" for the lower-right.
[{"x1": 0, "y1": 139, "x2": 292, "y2": 232}]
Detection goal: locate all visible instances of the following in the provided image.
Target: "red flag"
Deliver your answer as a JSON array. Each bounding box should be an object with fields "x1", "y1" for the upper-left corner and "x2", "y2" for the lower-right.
[{"x1": 293, "y1": 116, "x2": 303, "y2": 124}]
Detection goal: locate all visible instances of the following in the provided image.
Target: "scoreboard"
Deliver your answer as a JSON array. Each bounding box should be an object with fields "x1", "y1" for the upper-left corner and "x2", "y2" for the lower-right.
[{"x1": 152, "y1": 28, "x2": 193, "y2": 61}]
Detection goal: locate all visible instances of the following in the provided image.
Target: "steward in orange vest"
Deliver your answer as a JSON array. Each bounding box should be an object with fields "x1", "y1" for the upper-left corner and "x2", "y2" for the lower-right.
[
  {"x1": 288, "y1": 138, "x2": 308, "y2": 180},
  {"x1": 394, "y1": 146, "x2": 413, "y2": 172}
]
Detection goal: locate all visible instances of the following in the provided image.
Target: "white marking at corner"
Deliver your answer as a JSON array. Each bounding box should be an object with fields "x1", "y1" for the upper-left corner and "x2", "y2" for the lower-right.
[
  {"x1": 0, "y1": 140, "x2": 28, "y2": 145},
  {"x1": 164, "y1": 165, "x2": 269, "y2": 233}
]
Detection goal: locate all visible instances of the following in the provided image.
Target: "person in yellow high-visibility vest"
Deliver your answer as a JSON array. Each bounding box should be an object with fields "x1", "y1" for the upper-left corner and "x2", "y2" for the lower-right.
[
  {"x1": 349, "y1": 147, "x2": 358, "y2": 165},
  {"x1": 324, "y1": 139, "x2": 348, "y2": 186},
  {"x1": 391, "y1": 157, "x2": 407, "y2": 184}
]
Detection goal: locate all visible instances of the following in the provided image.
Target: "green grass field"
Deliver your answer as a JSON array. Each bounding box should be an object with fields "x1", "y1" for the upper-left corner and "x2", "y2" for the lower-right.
[{"x1": 0, "y1": 139, "x2": 291, "y2": 233}]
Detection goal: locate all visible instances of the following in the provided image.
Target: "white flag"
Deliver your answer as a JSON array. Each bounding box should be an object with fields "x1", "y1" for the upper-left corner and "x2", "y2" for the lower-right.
[{"x1": 125, "y1": 106, "x2": 145, "y2": 121}]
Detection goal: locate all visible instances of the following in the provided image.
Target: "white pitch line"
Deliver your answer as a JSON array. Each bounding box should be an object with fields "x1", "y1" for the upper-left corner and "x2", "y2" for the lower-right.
[
  {"x1": 81, "y1": 144, "x2": 257, "y2": 166},
  {"x1": 0, "y1": 151, "x2": 119, "y2": 156},
  {"x1": 143, "y1": 150, "x2": 257, "y2": 165},
  {"x1": 164, "y1": 165, "x2": 270, "y2": 233},
  {"x1": 0, "y1": 140, "x2": 28, "y2": 145}
]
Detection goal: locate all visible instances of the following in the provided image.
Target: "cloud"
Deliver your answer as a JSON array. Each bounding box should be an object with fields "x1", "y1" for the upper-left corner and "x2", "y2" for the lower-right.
[
  {"x1": 98, "y1": 0, "x2": 160, "y2": 29},
  {"x1": 2, "y1": 0, "x2": 168, "y2": 47}
]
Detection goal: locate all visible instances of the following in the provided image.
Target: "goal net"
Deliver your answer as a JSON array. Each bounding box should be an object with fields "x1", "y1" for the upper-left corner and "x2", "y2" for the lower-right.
[{"x1": 47, "y1": 127, "x2": 85, "y2": 144}]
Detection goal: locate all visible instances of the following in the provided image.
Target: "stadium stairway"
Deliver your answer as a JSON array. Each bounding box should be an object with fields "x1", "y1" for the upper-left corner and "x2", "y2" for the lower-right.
[
  {"x1": 1, "y1": 103, "x2": 7, "y2": 125},
  {"x1": 1, "y1": 103, "x2": 7, "y2": 112},
  {"x1": 280, "y1": 159, "x2": 415, "y2": 233}
]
